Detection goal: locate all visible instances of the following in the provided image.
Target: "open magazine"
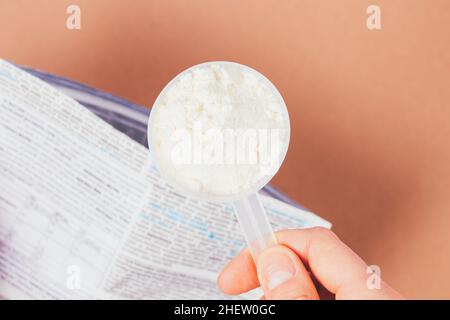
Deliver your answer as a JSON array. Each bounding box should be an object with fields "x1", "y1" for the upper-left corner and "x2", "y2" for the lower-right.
[{"x1": 0, "y1": 60, "x2": 330, "y2": 299}]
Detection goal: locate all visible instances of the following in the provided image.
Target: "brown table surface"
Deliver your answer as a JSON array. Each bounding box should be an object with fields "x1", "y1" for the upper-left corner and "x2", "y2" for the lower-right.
[{"x1": 1, "y1": 0, "x2": 449, "y2": 299}]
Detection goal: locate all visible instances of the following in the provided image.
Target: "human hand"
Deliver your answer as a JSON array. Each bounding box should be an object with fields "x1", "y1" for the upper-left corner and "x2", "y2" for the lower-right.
[{"x1": 218, "y1": 227, "x2": 404, "y2": 300}]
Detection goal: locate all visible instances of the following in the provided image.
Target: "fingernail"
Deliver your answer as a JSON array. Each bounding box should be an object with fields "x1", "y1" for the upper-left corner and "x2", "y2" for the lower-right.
[{"x1": 260, "y1": 250, "x2": 296, "y2": 290}]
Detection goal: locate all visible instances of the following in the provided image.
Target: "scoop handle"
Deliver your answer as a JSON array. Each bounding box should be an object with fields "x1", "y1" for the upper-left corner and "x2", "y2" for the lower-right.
[{"x1": 233, "y1": 193, "x2": 277, "y2": 263}]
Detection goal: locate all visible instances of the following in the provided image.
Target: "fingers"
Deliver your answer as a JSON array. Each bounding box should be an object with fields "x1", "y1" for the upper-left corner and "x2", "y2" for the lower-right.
[
  {"x1": 217, "y1": 244, "x2": 320, "y2": 299},
  {"x1": 277, "y1": 227, "x2": 369, "y2": 297},
  {"x1": 217, "y1": 227, "x2": 357, "y2": 296},
  {"x1": 256, "y1": 245, "x2": 319, "y2": 300},
  {"x1": 276, "y1": 228, "x2": 403, "y2": 299},
  {"x1": 218, "y1": 227, "x2": 404, "y2": 299},
  {"x1": 217, "y1": 248, "x2": 258, "y2": 295}
]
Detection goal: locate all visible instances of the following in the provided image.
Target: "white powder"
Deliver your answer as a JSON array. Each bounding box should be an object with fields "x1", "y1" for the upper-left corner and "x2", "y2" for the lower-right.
[{"x1": 149, "y1": 62, "x2": 290, "y2": 201}]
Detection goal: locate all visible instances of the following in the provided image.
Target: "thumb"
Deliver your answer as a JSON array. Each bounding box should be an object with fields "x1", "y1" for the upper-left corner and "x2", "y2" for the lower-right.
[{"x1": 257, "y1": 245, "x2": 320, "y2": 300}]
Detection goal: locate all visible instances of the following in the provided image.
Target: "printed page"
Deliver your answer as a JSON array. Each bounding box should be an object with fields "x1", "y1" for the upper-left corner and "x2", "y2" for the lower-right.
[
  {"x1": 0, "y1": 60, "x2": 152, "y2": 299},
  {"x1": 0, "y1": 60, "x2": 330, "y2": 300},
  {"x1": 100, "y1": 189, "x2": 330, "y2": 300}
]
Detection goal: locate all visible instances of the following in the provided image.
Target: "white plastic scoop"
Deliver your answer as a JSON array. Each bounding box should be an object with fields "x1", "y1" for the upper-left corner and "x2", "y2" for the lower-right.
[{"x1": 148, "y1": 61, "x2": 290, "y2": 262}]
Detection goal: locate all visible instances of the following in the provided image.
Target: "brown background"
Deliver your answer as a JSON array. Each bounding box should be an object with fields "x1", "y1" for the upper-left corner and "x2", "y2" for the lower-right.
[{"x1": 1, "y1": 0, "x2": 449, "y2": 298}]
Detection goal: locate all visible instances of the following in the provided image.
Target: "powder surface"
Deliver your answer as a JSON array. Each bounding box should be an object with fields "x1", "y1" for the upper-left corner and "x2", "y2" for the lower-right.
[{"x1": 149, "y1": 62, "x2": 289, "y2": 201}]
